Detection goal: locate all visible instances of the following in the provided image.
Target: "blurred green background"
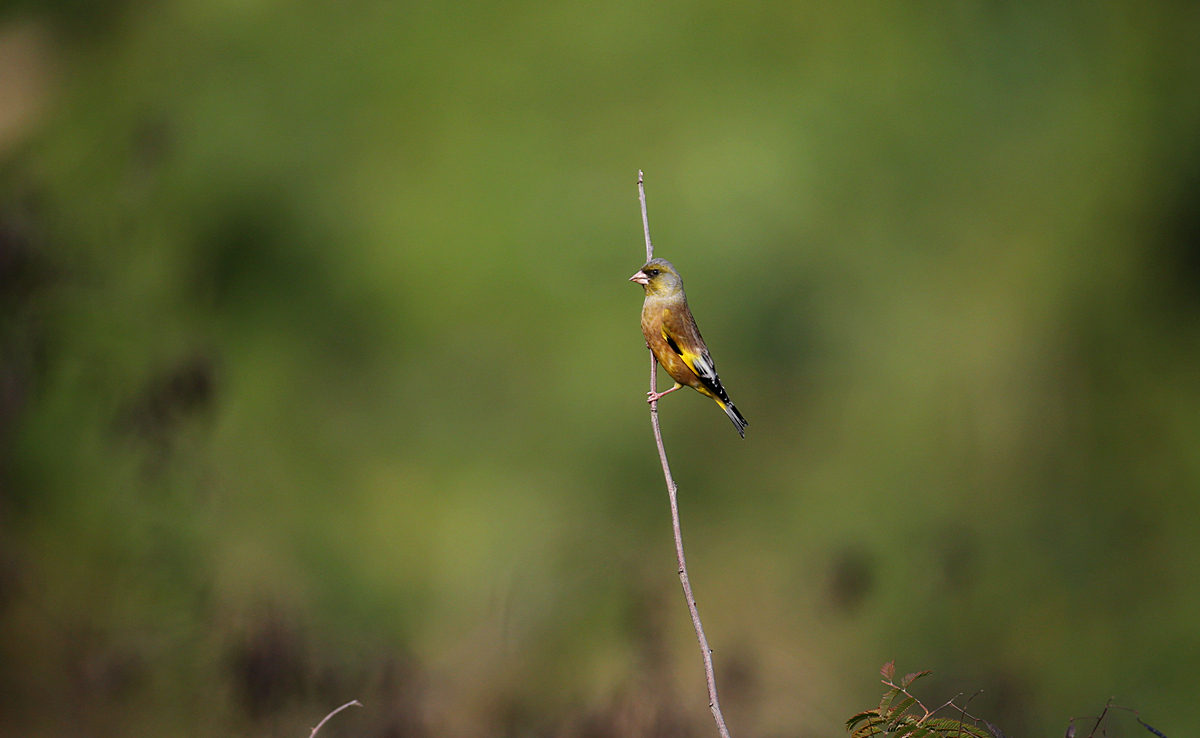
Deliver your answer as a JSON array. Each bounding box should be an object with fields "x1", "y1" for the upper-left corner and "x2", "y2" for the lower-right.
[{"x1": 2, "y1": 1, "x2": 1200, "y2": 736}]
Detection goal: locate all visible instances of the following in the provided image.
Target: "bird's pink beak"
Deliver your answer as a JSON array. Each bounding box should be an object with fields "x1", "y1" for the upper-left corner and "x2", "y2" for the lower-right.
[{"x1": 629, "y1": 270, "x2": 650, "y2": 285}]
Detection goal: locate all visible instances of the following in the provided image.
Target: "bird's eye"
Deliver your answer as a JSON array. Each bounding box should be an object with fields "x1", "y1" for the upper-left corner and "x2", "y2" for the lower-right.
[{"x1": 649, "y1": 269, "x2": 660, "y2": 276}]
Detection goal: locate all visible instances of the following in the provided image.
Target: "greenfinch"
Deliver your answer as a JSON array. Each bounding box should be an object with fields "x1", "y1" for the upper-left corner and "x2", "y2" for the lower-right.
[{"x1": 630, "y1": 258, "x2": 748, "y2": 438}]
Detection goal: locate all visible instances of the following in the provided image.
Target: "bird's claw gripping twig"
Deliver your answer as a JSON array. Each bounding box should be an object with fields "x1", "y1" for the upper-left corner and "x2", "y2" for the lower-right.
[{"x1": 646, "y1": 386, "x2": 681, "y2": 403}]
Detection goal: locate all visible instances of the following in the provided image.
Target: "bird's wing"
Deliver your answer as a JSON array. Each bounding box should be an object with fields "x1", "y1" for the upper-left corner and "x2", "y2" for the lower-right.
[{"x1": 661, "y1": 308, "x2": 722, "y2": 393}]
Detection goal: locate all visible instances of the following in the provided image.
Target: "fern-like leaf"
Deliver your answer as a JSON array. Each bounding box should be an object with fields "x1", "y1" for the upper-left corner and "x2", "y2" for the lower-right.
[
  {"x1": 881, "y1": 661, "x2": 896, "y2": 681},
  {"x1": 879, "y1": 687, "x2": 901, "y2": 715},
  {"x1": 921, "y1": 715, "x2": 988, "y2": 738},
  {"x1": 848, "y1": 710, "x2": 882, "y2": 731},
  {"x1": 901, "y1": 671, "x2": 931, "y2": 688},
  {"x1": 924, "y1": 726, "x2": 958, "y2": 738},
  {"x1": 886, "y1": 696, "x2": 918, "y2": 725},
  {"x1": 963, "y1": 723, "x2": 994, "y2": 738},
  {"x1": 923, "y1": 718, "x2": 992, "y2": 738},
  {"x1": 890, "y1": 714, "x2": 919, "y2": 733},
  {"x1": 900, "y1": 726, "x2": 932, "y2": 738},
  {"x1": 853, "y1": 719, "x2": 887, "y2": 738}
]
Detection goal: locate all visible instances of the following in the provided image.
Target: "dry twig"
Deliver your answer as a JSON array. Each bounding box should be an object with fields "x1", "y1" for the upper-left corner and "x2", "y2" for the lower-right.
[{"x1": 310, "y1": 700, "x2": 362, "y2": 738}]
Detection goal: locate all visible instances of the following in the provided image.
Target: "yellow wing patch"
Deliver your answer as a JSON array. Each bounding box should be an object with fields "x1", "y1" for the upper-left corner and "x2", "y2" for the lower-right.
[{"x1": 660, "y1": 317, "x2": 706, "y2": 380}]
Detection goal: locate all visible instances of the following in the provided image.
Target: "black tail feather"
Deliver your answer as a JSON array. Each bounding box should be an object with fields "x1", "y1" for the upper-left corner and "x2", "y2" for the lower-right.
[{"x1": 723, "y1": 401, "x2": 747, "y2": 438}]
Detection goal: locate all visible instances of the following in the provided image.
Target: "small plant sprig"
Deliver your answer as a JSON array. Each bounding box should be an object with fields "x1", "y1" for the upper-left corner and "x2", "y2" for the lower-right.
[{"x1": 846, "y1": 663, "x2": 995, "y2": 738}]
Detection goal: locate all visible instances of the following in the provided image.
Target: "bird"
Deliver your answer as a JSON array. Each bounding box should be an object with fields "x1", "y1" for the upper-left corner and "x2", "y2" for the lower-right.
[{"x1": 630, "y1": 257, "x2": 748, "y2": 438}]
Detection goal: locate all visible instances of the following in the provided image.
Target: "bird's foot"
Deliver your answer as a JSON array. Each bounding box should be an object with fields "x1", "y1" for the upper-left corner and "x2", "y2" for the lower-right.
[{"x1": 646, "y1": 386, "x2": 681, "y2": 404}]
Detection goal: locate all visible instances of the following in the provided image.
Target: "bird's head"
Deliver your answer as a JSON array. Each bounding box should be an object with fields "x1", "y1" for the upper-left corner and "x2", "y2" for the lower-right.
[{"x1": 629, "y1": 258, "x2": 683, "y2": 297}]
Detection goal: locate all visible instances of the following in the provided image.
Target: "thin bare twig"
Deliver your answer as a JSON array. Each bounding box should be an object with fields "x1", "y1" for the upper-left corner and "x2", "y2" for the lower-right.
[
  {"x1": 310, "y1": 700, "x2": 362, "y2": 738},
  {"x1": 1069, "y1": 702, "x2": 1165, "y2": 738},
  {"x1": 638, "y1": 170, "x2": 732, "y2": 738},
  {"x1": 639, "y1": 171, "x2": 654, "y2": 262},
  {"x1": 957, "y1": 690, "x2": 985, "y2": 738},
  {"x1": 883, "y1": 677, "x2": 985, "y2": 728},
  {"x1": 1086, "y1": 699, "x2": 1115, "y2": 738},
  {"x1": 927, "y1": 693, "x2": 966, "y2": 719}
]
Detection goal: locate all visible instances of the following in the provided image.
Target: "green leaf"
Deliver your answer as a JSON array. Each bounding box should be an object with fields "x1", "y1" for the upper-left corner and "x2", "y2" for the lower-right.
[
  {"x1": 934, "y1": 722, "x2": 990, "y2": 738},
  {"x1": 848, "y1": 710, "x2": 882, "y2": 731},
  {"x1": 901, "y1": 671, "x2": 931, "y2": 688},
  {"x1": 886, "y1": 696, "x2": 918, "y2": 724},
  {"x1": 901, "y1": 726, "x2": 932, "y2": 738},
  {"x1": 881, "y1": 661, "x2": 896, "y2": 681},
  {"x1": 924, "y1": 718, "x2": 992, "y2": 738},
  {"x1": 853, "y1": 721, "x2": 886, "y2": 738},
  {"x1": 879, "y1": 687, "x2": 901, "y2": 715},
  {"x1": 890, "y1": 715, "x2": 919, "y2": 733},
  {"x1": 928, "y1": 718, "x2": 967, "y2": 735}
]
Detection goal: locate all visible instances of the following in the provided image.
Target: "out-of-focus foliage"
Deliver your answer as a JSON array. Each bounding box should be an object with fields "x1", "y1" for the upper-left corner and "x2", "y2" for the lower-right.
[
  {"x1": 846, "y1": 663, "x2": 996, "y2": 738},
  {"x1": 848, "y1": 664, "x2": 1176, "y2": 738},
  {"x1": 2, "y1": 1, "x2": 1200, "y2": 736}
]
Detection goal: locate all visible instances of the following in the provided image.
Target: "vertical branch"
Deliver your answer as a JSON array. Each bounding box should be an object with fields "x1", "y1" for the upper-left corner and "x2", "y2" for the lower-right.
[
  {"x1": 637, "y1": 171, "x2": 733, "y2": 738},
  {"x1": 639, "y1": 170, "x2": 654, "y2": 263}
]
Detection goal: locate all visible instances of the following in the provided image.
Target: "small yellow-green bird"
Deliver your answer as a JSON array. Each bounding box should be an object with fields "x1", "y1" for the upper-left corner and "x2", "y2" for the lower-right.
[{"x1": 630, "y1": 257, "x2": 748, "y2": 438}]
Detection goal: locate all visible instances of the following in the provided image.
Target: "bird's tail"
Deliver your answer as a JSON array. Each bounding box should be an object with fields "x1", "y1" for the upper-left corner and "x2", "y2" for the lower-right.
[{"x1": 721, "y1": 400, "x2": 748, "y2": 438}]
